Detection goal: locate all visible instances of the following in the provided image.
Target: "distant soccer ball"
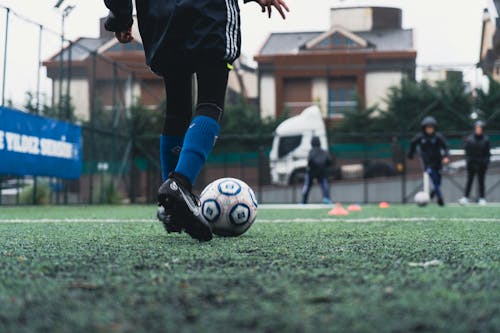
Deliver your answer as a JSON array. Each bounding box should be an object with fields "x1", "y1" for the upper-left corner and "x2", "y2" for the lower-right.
[
  {"x1": 414, "y1": 191, "x2": 430, "y2": 207},
  {"x1": 200, "y1": 178, "x2": 258, "y2": 237}
]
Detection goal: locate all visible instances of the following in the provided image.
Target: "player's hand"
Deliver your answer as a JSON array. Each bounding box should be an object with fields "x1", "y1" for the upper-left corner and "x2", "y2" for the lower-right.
[
  {"x1": 443, "y1": 157, "x2": 450, "y2": 165},
  {"x1": 257, "y1": 0, "x2": 289, "y2": 19},
  {"x1": 115, "y1": 27, "x2": 133, "y2": 44}
]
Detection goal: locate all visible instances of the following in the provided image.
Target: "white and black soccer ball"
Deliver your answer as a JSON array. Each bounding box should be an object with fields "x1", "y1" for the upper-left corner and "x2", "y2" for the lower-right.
[
  {"x1": 414, "y1": 191, "x2": 430, "y2": 207},
  {"x1": 200, "y1": 178, "x2": 258, "y2": 237}
]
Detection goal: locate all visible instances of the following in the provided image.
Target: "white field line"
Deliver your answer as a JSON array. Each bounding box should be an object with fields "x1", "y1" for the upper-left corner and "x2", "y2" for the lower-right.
[
  {"x1": 258, "y1": 203, "x2": 500, "y2": 209},
  {"x1": 258, "y1": 217, "x2": 500, "y2": 223},
  {"x1": 1, "y1": 217, "x2": 500, "y2": 224}
]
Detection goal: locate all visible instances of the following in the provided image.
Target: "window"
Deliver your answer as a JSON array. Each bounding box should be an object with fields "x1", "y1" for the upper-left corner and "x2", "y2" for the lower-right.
[
  {"x1": 328, "y1": 79, "x2": 358, "y2": 116},
  {"x1": 107, "y1": 41, "x2": 144, "y2": 52},
  {"x1": 333, "y1": 35, "x2": 343, "y2": 46},
  {"x1": 283, "y1": 78, "x2": 312, "y2": 116},
  {"x1": 345, "y1": 38, "x2": 356, "y2": 46},
  {"x1": 313, "y1": 32, "x2": 360, "y2": 50},
  {"x1": 278, "y1": 135, "x2": 302, "y2": 158}
]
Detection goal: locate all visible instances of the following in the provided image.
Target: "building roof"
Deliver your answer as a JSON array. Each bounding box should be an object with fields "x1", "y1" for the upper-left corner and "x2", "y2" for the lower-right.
[
  {"x1": 259, "y1": 31, "x2": 322, "y2": 56},
  {"x1": 48, "y1": 37, "x2": 111, "y2": 62},
  {"x1": 258, "y1": 28, "x2": 414, "y2": 56},
  {"x1": 356, "y1": 29, "x2": 413, "y2": 51}
]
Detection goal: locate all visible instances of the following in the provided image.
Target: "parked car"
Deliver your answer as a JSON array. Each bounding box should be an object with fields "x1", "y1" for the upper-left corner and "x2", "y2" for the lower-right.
[{"x1": 269, "y1": 106, "x2": 328, "y2": 185}]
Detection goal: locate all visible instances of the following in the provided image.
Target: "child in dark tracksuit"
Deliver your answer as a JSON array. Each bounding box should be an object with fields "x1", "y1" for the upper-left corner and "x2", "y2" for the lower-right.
[
  {"x1": 408, "y1": 117, "x2": 450, "y2": 206},
  {"x1": 302, "y1": 137, "x2": 333, "y2": 205},
  {"x1": 460, "y1": 121, "x2": 491, "y2": 205},
  {"x1": 103, "y1": 0, "x2": 289, "y2": 241}
]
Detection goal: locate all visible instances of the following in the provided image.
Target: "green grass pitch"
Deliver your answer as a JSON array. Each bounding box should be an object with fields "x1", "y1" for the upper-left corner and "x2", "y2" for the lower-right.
[{"x1": 0, "y1": 204, "x2": 499, "y2": 332}]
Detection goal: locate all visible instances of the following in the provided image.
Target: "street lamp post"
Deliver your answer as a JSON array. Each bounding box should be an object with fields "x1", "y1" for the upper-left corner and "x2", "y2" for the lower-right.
[{"x1": 54, "y1": 1, "x2": 75, "y2": 119}]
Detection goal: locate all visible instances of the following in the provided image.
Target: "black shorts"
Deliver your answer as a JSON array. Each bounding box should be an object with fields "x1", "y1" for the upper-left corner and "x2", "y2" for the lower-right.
[{"x1": 135, "y1": 0, "x2": 242, "y2": 73}]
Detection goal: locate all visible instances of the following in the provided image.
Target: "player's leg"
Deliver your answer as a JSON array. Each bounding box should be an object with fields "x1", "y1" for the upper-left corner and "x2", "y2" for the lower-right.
[
  {"x1": 158, "y1": 60, "x2": 228, "y2": 241},
  {"x1": 427, "y1": 168, "x2": 444, "y2": 206},
  {"x1": 319, "y1": 177, "x2": 332, "y2": 204},
  {"x1": 157, "y1": 62, "x2": 194, "y2": 234},
  {"x1": 302, "y1": 173, "x2": 312, "y2": 204},
  {"x1": 461, "y1": 166, "x2": 475, "y2": 205},
  {"x1": 478, "y1": 166, "x2": 487, "y2": 205},
  {"x1": 161, "y1": 64, "x2": 193, "y2": 181},
  {"x1": 174, "y1": 60, "x2": 229, "y2": 185}
]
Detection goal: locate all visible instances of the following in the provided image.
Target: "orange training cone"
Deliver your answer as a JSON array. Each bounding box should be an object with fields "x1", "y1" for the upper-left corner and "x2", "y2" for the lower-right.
[
  {"x1": 347, "y1": 204, "x2": 362, "y2": 212},
  {"x1": 379, "y1": 202, "x2": 390, "y2": 209},
  {"x1": 328, "y1": 203, "x2": 350, "y2": 216}
]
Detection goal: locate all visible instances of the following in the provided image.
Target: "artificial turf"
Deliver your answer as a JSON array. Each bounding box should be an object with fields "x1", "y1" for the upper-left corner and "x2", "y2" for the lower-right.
[{"x1": 0, "y1": 205, "x2": 499, "y2": 332}]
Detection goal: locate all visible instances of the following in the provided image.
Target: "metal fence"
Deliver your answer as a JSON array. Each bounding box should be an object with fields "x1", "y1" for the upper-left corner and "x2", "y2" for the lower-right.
[
  {"x1": 1, "y1": 5, "x2": 497, "y2": 206},
  {"x1": 2, "y1": 131, "x2": 500, "y2": 205}
]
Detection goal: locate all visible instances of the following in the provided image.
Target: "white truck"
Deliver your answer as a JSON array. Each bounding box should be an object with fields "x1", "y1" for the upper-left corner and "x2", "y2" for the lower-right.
[{"x1": 269, "y1": 106, "x2": 328, "y2": 185}]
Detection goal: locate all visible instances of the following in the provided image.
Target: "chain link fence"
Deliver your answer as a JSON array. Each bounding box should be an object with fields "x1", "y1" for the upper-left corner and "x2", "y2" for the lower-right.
[{"x1": 1, "y1": 5, "x2": 498, "y2": 206}]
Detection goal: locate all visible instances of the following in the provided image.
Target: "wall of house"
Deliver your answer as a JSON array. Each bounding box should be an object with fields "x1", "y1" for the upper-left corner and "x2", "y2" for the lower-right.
[
  {"x1": 52, "y1": 78, "x2": 90, "y2": 121},
  {"x1": 260, "y1": 74, "x2": 276, "y2": 119},
  {"x1": 481, "y1": 15, "x2": 495, "y2": 61},
  {"x1": 312, "y1": 78, "x2": 328, "y2": 117},
  {"x1": 330, "y1": 7, "x2": 402, "y2": 31},
  {"x1": 365, "y1": 71, "x2": 403, "y2": 111},
  {"x1": 330, "y1": 7, "x2": 373, "y2": 31}
]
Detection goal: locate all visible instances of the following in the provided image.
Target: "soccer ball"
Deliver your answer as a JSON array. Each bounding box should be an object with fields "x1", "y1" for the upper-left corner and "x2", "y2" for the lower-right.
[
  {"x1": 200, "y1": 178, "x2": 258, "y2": 237},
  {"x1": 414, "y1": 191, "x2": 430, "y2": 207}
]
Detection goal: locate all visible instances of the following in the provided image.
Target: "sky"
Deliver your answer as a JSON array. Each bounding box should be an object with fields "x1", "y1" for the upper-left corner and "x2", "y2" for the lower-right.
[{"x1": 0, "y1": 0, "x2": 494, "y2": 106}]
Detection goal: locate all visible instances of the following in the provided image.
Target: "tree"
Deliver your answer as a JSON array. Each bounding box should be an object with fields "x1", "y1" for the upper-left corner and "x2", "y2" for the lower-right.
[
  {"x1": 221, "y1": 99, "x2": 287, "y2": 136},
  {"x1": 431, "y1": 77, "x2": 473, "y2": 132},
  {"x1": 336, "y1": 77, "x2": 474, "y2": 134},
  {"x1": 476, "y1": 75, "x2": 500, "y2": 130},
  {"x1": 23, "y1": 91, "x2": 75, "y2": 121},
  {"x1": 333, "y1": 104, "x2": 379, "y2": 134}
]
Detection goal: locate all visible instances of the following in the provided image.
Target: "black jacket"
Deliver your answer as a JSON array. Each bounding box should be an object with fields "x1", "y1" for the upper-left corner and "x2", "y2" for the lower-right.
[
  {"x1": 308, "y1": 147, "x2": 332, "y2": 178},
  {"x1": 464, "y1": 134, "x2": 491, "y2": 167},
  {"x1": 104, "y1": 0, "x2": 252, "y2": 72},
  {"x1": 408, "y1": 132, "x2": 449, "y2": 169}
]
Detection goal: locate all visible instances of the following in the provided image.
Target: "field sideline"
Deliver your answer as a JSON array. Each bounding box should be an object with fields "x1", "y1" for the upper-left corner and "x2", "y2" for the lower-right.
[{"x1": 0, "y1": 205, "x2": 499, "y2": 332}]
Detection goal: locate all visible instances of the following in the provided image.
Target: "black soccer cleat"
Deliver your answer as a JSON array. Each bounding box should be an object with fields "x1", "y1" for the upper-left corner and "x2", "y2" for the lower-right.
[
  {"x1": 157, "y1": 205, "x2": 183, "y2": 233},
  {"x1": 158, "y1": 173, "x2": 213, "y2": 242},
  {"x1": 437, "y1": 197, "x2": 445, "y2": 207}
]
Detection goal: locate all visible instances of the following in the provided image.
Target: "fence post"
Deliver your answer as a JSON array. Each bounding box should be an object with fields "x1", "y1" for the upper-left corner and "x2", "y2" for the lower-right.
[
  {"x1": 36, "y1": 24, "x2": 43, "y2": 112},
  {"x1": 240, "y1": 152, "x2": 245, "y2": 180},
  {"x1": 66, "y1": 41, "x2": 72, "y2": 120},
  {"x1": 401, "y1": 145, "x2": 407, "y2": 204},
  {"x1": 1, "y1": 7, "x2": 10, "y2": 106},
  {"x1": 223, "y1": 153, "x2": 228, "y2": 177},
  {"x1": 88, "y1": 52, "x2": 97, "y2": 204},
  {"x1": 363, "y1": 143, "x2": 368, "y2": 204},
  {"x1": 31, "y1": 25, "x2": 44, "y2": 206},
  {"x1": 258, "y1": 146, "x2": 264, "y2": 204},
  {"x1": 56, "y1": 178, "x2": 60, "y2": 204},
  {"x1": 16, "y1": 176, "x2": 20, "y2": 205}
]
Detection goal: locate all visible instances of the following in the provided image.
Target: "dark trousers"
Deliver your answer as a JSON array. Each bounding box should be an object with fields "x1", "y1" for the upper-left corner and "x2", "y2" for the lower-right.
[
  {"x1": 161, "y1": 58, "x2": 229, "y2": 136},
  {"x1": 465, "y1": 165, "x2": 487, "y2": 198},
  {"x1": 426, "y1": 167, "x2": 442, "y2": 199},
  {"x1": 302, "y1": 173, "x2": 331, "y2": 204}
]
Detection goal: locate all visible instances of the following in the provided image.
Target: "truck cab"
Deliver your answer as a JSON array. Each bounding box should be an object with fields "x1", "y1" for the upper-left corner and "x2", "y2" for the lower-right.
[{"x1": 269, "y1": 106, "x2": 328, "y2": 185}]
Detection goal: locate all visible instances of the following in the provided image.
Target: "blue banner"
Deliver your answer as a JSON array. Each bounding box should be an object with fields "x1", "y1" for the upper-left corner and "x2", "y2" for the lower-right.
[{"x1": 0, "y1": 107, "x2": 82, "y2": 179}]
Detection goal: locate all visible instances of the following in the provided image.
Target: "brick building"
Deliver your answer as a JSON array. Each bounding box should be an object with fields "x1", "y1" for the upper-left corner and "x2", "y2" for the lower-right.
[{"x1": 255, "y1": 7, "x2": 417, "y2": 120}]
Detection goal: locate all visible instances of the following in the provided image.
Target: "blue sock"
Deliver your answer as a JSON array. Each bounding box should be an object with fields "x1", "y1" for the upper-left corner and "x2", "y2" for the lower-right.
[
  {"x1": 160, "y1": 135, "x2": 184, "y2": 182},
  {"x1": 175, "y1": 116, "x2": 220, "y2": 185}
]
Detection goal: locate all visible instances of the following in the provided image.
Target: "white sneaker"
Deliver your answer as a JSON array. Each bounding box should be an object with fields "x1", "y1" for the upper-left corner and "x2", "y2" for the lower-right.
[
  {"x1": 478, "y1": 198, "x2": 487, "y2": 206},
  {"x1": 458, "y1": 197, "x2": 469, "y2": 206}
]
